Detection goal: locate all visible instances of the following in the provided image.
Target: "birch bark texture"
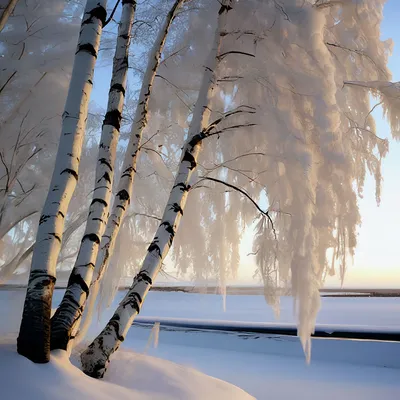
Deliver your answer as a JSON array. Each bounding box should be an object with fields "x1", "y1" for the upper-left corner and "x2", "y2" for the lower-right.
[
  {"x1": 17, "y1": 0, "x2": 107, "y2": 363},
  {"x1": 50, "y1": 0, "x2": 136, "y2": 352},
  {"x1": 80, "y1": 0, "x2": 233, "y2": 379},
  {"x1": 88, "y1": 0, "x2": 186, "y2": 309},
  {"x1": 0, "y1": 0, "x2": 19, "y2": 32}
]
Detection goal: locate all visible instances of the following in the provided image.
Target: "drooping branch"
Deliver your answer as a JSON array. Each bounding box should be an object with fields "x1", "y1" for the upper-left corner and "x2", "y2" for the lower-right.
[{"x1": 197, "y1": 176, "x2": 277, "y2": 239}]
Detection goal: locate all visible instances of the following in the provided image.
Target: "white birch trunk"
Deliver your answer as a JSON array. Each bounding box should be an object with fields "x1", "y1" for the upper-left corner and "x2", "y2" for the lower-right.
[
  {"x1": 80, "y1": 1, "x2": 232, "y2": 379},
  {"x1": 50, "y1": 0, "x2": 136, "y2": 352},
  {"x1": 17, "y1": 0, "x2": 107, "y2": 363},
  {"x1": 0, "y1": 0, "x2": 19, "y2": 32},
  {"x1": 87, "y1": 0, "x2": 185, "y2": 312}
]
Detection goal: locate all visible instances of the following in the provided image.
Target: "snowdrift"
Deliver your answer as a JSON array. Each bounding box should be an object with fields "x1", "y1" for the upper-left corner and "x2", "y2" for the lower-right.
[{"x1": 0, "y1": 340, "x2": 253, "y2": 400}]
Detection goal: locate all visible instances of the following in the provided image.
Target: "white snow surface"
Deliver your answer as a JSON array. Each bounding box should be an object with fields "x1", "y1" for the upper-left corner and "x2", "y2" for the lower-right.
[
  {"x1": 0, "y1": 338, "x2": 252, "y2": 400},
  {"x1": 0, "y1": 290, "x2": 399, "y2": 399}
]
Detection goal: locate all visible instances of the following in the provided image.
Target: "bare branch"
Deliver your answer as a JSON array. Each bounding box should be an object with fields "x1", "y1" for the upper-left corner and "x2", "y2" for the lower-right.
[{"x1": 198, "y1": 176, "x2": 277, "y2": 239}]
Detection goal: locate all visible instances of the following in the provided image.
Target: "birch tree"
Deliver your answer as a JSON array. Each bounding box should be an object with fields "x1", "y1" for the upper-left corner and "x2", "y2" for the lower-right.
[
  {"x1": 80, "y1": 0, "x2": 234, "y2": 378},
  {"x1": 50, "y1": 0, "x2": 136, "y2": 352},
  {"x1": 72, "y1": 0, "x2": 188, "y2": 346},
  {"x1": 17, "y1": 0, "x2": 107, "y2": 363}
]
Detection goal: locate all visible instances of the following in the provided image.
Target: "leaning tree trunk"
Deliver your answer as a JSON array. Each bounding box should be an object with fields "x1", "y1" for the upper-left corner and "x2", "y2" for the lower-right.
[
  {"x1": 0, "y1": 0, "x2": 19, "y2": 32},
  {"x1": 79, "y1": 0, "x2": 186, "y2": 337},
  {"x1": 17, "y1": 0, "x2": 107, "y2": 363},
  {"x1": 80, "y1": 0, "x2": 232, "y2": 379},
  {"x1": 50, "y1": 0, "x2": 136, "y2": 352}
]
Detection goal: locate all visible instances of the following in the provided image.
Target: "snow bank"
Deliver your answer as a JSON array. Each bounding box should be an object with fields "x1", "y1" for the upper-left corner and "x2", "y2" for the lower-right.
[{"x1": 0, "y1": 339, "x2": 253, "y2": 400}]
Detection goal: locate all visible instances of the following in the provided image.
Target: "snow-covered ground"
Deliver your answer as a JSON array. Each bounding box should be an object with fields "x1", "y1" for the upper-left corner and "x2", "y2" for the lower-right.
[
  {"x1": 0, "y1": 338, "x2": 251, "y2": 399},
  {"x1": 1, "y1": 289, "x2": 399, "y2": 399}
]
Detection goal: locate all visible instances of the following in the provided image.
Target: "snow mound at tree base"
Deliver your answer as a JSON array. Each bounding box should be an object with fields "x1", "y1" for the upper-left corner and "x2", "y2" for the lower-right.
[{"x1": 0, "y1": 340, "x2": 253, "y2": 400}]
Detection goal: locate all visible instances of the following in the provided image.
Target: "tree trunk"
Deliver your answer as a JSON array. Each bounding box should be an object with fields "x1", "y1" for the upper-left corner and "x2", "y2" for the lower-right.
[
  {"x1": 80, "y1": 0, "x2": 186, "y2": 339},
  {"x1": 17, "y1": 0, "x2": 107, "y2": 363},
  {"x1": 0, "y1": 0, "x2": 19, "y2": 32},
  {"x1": 50, "y1": 0, "x2": 136, "y2": 352},
  {"x1": 80, "y1": 0, "x2": 232, "y2": 379}
]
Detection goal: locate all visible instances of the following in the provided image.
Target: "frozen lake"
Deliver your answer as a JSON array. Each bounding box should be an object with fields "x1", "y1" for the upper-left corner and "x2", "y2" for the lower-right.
[
  {"x1": 1, "y1": 289, "x2": 399, "y2": 335},
  {"x1": 1, "y1": 289, "x2": 399, "y2": 399}
]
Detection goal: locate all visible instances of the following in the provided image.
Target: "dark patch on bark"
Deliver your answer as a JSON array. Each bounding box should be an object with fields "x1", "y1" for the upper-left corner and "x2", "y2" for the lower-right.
[
  {"x1": 103, "y1": 109, "x2": 122, "y2": 130},
  {"x1": 92, "y1": 217, "x2": 105, "y2": 223},
  {"x1": 17, "y1": 271, "x2": 56, "y2": 363},
  {"x1": 76, "y1": 43, "x2": 97, "y2": 58},
  {"x1": 135, "y1": 271, "x2": 153, "y2": 285},
  {"x1": 67, "y1": 270, "x2": 90, "y2": 297},
  {"x1": 110, "y1": 83, "x2": 125, "y2": 96},
  {"x1": 116, "y1": 189, "x2": 130, "y2": 201},
  {"x1": 82, "y1": 233, "x2": 101, "y2": 244},
  {"x1": 173, "y1": 182, "x2": 190, "y2": 192},
  {"x1": 120, "y1": 166, "x2": 136, "y2": 179},
  {"x1": 120, "y1": 33, "x2": 129, "y2": 40},
  {"x1": 161, "y1": 221, "x2": 175, "y2": 246},
  {"x1": 58, "y1": 211, "x2": 65, "y2": 218},
  {"x1": 188, "y1": 132, "x2": 206, "y2": 148},
  {"x1": 116, "y1": 204, "x2": 126, "y2": 210},
  {"x1": 91, "y1": 198, "x2": 108, "y2": 208},
  {"x1": 82, "y1": 5, "x2": 107, "y2": 27},
  {"x1": 49, "y1": 233, "x2": 61, "y2": 243},
  {"x1": 98, "y1": 171, "x2": 111, "y2": 184},
  {"x1": 219, "y1": 4, "x2": 233, "y2": 14},
  {"x1": 122, "y1": 0, "x2": 137, "y2": 5},
  {"x1": 61, "y1": 168, "x2": 78, "y2": 181},
  {"x1": 182, "y1": 150, "x2": 197, "y2": 169},
  {"x1": 99, "y1": 158, "x2": 113, "y2": 170},
  {"x1": 39, "y1": 214, "x2": 51, "y2": 225},
  {"x1": 109, "y1": 317, "x2": 124, "y2": 342},
  {"x1": 170, "y1": 203, "x2": 183, "y2": 215},
  {"x1": 148, "y1": 241, "x2": 162, "y2": 258}
]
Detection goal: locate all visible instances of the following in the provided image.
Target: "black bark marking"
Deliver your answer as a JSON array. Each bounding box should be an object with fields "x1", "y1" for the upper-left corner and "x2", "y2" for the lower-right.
[
  {"x1": 91, "y1": 198, "x2": 108, "y2": 207},
  {"x1": 92, "y1": 217, "x2": 105, "y2": 223},
  {"x1": 116, "y1": 204, "x2": 126, "y2": 210},
  {"x1": 58, "y1": 211, "x2": 65, "y2": 218},
  {"x1": 148, "y1": 241, "x2": 162, "y2": 258},
  {"x1": 82, "y1": 5, "x2": 107, "y2": 27},
  {"x1": 60, "y1": 168, "x2": 78, "y2": 181},
  {"x1": 122, "y1": 0, "x2": 137, "y2": 5},
  {"x1": 17, "y1": 271, "x2": 56, "y2": 363},
  {"x1": 98, "y1": 171, "x2": 111, "y2": 184},
  {"x1": 135, "y1": 271, "x2": 153, "y2": 285},
  {"x1": 219, "y1": 4, "x2": 233, "y2": 14},
  {"x1": 49, "y1": 233, "x2": 61, "y2": 243},
  {"x1": 122, "y1": 291, "x2": 142, "y2": 314},
  {"x1": 116, "y1": 189, "x2": 130, "y2": 201},
  {"x1": 103, "y1": 109, "x2": 122, "y2": 130},
  {"x1": 161, "y1": 221, "x2": 175, "y2": 246},
  {"x1": 173, "y1": 182, "x2": 190, "y2": 192},
  {"x1": 99, "y1": 158, "x2": 113, "y2": 170},
  {"x1": 182, "y1": 150, "x2": 197, "y2": 169},
  {"x1": 67, "y1": 270, "x2": 90, "y2": 297},
  {"x1": 77, "y1": 43, "x2": 97, "y2": 58},
  {"x1": 82, "y1": 233, "x2": 101, "y2": 244},
  {"x1": 170, "y1": 203, "x2": 183, "y2": 215},
  {"x1": 109, "y1": 316, "x2": 124, "y2": 342},
  {"x1": 188, "y1": 132, "x2": 206, "y2": 148},
  {"x1": 39, "y1": 214, "x2": 51, "y2": 225},
  {"x1": 120, "y1": 166, "x2": 136, "y2": 179},
  {"x1": 110, "y1": 83, "x2": 125, "y2": 96}
]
